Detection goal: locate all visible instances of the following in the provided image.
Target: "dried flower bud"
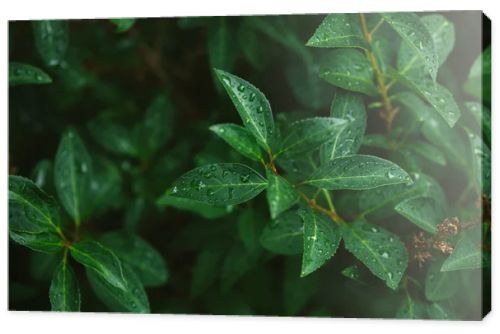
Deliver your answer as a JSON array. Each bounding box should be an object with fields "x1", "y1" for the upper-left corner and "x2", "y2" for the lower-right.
[{"x1": 433, "y1": 240, "x2": 454, "y2": 254}]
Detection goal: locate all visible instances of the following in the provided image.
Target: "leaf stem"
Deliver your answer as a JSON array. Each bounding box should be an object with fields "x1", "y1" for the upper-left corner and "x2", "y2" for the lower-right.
[{"x1": 298, "y1": 191, "x2": 345, "y2": 225}]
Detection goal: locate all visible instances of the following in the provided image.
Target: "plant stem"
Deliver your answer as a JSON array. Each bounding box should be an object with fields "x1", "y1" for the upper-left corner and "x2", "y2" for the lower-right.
[{"x1": 359, "y1": 13, "x2": 398, "y2": 132}]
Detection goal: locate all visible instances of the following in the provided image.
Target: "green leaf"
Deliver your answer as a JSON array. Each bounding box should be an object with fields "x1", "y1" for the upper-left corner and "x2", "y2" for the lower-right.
[
  {"x1": 342, "y1": 220, "x2": 408, "y2": 289},
  {"x1": 70, "y1": 240, "x2": 126, "y2": 290},
  {"x1": 465, "y1": 102, "x2": 490, "y2": 148},
  {"x1": 166, "y1": 163, "x2": 267, "y2": 206},
  {"x1": 87, "y1": 263, "x2": 150, "y2": 313},
  {"x1": 260, "y1": 210, "x2": 303, "y2": 255},
  {"x1": 283, "y1": 258, "x2": 319, "y2": 315},
  {"x1": 306, "y1": 14, "x2": 366, "y2": 49},
  {"x1": 9, "y1": 231, "x2": 64, "y2": 253},
  {"x1": 341, "y1": 264, "x2": 364, "y2": 283},
  {"x1": 214, "y1": 69, "x2": 275, "y2": 151},
  {"x1": 100, "y1": 231, "x2": 168, "y2": 287},
  {"x1": 275, "y1": 117, "x2": 347, "y2": 158},
  {"x1": 426, "y1": 303, "x2": 454, "y2": 320},
  {"x1": 30, "y1": 252, "x2": 61, "y2": 281},
  {"x1": 409, "y1": 142, "x2": 446, "y2": 166},
  {"x1": 208, "y1": 18, "x2": 237, "y2": 75},
  {"x1": 425, "y1": 261, "x2": 458, "y2": 302},
  {"x1": 237, "y1": 210, "x2": 262, "y2": 253},
  {"x1": 397, "y1": 14, "x2": 455, "y2": 76},
  {"x1": 31, "y1": 159, "x2": 54, "y2": 193},
  {"x1": 465, "y1": 128, "x2": 491, "y2": 197},
  {"x1": 156, "y1": 194, "x2": 233, "y2": 219},
  {"x1": 49, "y1": 257, "x2": 81, "y2": 311},
  {"x1": 266, "y1": 170, "x2": 298, "y2": 219},
  {"x1": 209, "y1": 123, "x2": 263, "y2": 161},
  {"x1": 396, "y1": 294, "x2": 426, "y2": 319},
  {"x1": 362, "y1": 134, "x2": 392, "y2": 150},
  {"x1": 220, "y1": 244, "x2": 256, "y2": 292},
  {"x1": 88, "y1": 156, "x2": 123, "y2": 216},
  {"x1": 382, "y1": 12, "x2": 438, "y2": 82},
  {"x1": 441, "y1": 230, "x2": 482, "y2": 272},
  {"x1": 305, "y1": 155, "x2": 411, "y2": 190},
  {"x1": 32, "y1": 20, "x2": 68, "y2": 67},
  {"x1": 133, "y1": 95, "x2": 174, "y2": 158},
  {"x1": 319, "y1": 49, "x2": 377, "y2": 95},
  {"x1": 88, "y1": 114, "x2": 139, "y2": 157},
  {"x1": 395, "y1": 197, "x2": 445, "y2": 234},
  {"x1": 190, "y1": 248, "x2": 224, "y2": 298},
  {"x1": 299, "y1": 208, "x2": 341, "y2": 277},
  {"x1": 110, "y1": 18, "x2": 136, "y2": 32},
  {"x1": 54, "y1": 128, "x2": 93, "y2": 225},
  {"x1": 320, "y1": 91, "x2": 367, "y2": 163},
  {"x1": 464, "y1": 46, "x2": 491, "y2": 102},
  {"x1": 9, "y1": 62, "x2": 52, "y2": 86},
  {"x1": 392, "y1": 72, "x2": 461, "y2": 127}
]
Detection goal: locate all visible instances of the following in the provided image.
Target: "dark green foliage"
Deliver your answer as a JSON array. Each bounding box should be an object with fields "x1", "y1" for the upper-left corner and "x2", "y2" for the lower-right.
[{"x1": 9, "y1": 12, "x2": 490, "y2": 319}]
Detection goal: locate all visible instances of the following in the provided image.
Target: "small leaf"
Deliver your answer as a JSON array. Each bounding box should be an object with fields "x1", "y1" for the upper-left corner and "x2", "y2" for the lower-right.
[
  {"x1": 319, "y1": 49, "x2": 377, "y2": 95},
  {"x1": 214, "y1": 69, "x2": 275, "y2": 151},
  {"x1": 9, "y1": 231, "x2": 63, "y2": 253},
  {"x1": 87, "y1": 263, "x2": 150, "y2": 313},
  {"x1": 341, "y1": 264, "x2": 364, "y2": 283},
  {"x1": 9, "y1": 62, "x2": 52, "y2": 86},
  {"x1": 110, "y1": 18, "x2": 136, "y2": 32},
  {"x1": 49, "y1": 257, "x2": 81, "y2": 311},
  {"x1": 441, "y1": 230, "x2": 482, "y2": 272},
  {"x1": 260, "y1": 210, "x2": 303, "y2": 255},
  {"x1": 209, "y1": 123, "x2": 263, "y2": 161},
  {"x1": 342, "y1": 220, "x2": 408, "y2": 289},
  {"x1": 299, "y1": 208, "x2": 341, "y2": 277},
  {"x1": 395, "y1": 197, "x2": 445, "y2": 234},
  {"x1": 425, "y1": 261, "x2": 458, "y2": 301},
  {"x1": 100, "y1": 231, "x2": 169, "y2": 287},
  {"x1": 191, "y1": 248, "x2": 224, "y2": 297},
  {"x1": 382, "y1": 12, "x2": 438, "y2": 82},
  {"x1": 156, "y1": 194, "x2": 233, "y2": 219},
  {"x1": 275, "y1": 117, "x2": 347, "y2": 158},
  {"x1": 167, "y1": 163, "x2": 267, "y2": 206},
  {"x1": 320, "y1": 91, "x2": 367, "y2": 162},
  {"x1": 54, "y1": 128, "x2": 93, "y2": 225},
  {"x1": 32, "y1": 20, "x2": 68, "y2": 67},
  {"x1": 305, "y1": 155, "x2": 411, "y2": 190},
  {"x1": 266, "y1": 170, "x2": 298, "y2": 219},
  {"x1": 70, "y1": 240, "x2": 126, "y2": 290},
  {"x1": 306, "y1": 14, "x2": 366, "y2": 49},
  {"x1": 396, "y1": 294, "x2": 426, "y2": 319}
]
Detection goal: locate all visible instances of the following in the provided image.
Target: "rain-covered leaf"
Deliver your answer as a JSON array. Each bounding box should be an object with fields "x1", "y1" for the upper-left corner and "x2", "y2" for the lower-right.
[
  {"x1": 87, "y1": 263, "x2": 150, "y2": 313},
  {"x1": 215, "y1": 69, "x2": 275, "y2": 151},
  {"x1": 10, "y1": 231, "x2": 64, "y2": 254},
  {"x1": 49, "y1": 257, "x2": 81, "y2": 311},
  {"x1": 156, "y1": 194, "x2": 233, "y2": 219},
  {"x1": 299, "y1": 208, "x2": 341, "y2": 277},
  {"x1": 465, "y1": 128, "x2": 491, "y2": 197},
  {"x1": 260, "y1": 210, "x2": 303, "y2": 255},
  {"x1": 425, "y1": 261, "x2": 458, "y2": 301},
  {"x1": 382, "y1": 12, "x2": 438, "y2": 82},
  {"x1": 110, "y1": 18, "x2": 136, "y2": 32},
  {"x1": 305, "y1": 155, "x2": 411, "y2": 190},
  {"x1": 395, "y1": 197, "x2": 445, "y2": 234},
  {"x1": 70, "y1": 240, "x2": 126, "y2": 290},
  {"x1": 342, "y1": 220, "x2": 408, "y2": 289},
  {"x1": 441, "y1": 230, "x2": 482, "y2": 272},
  {"x1": 32, "y1": 20, "x2": 68, "y2": 67},
  {"x1": 266, "y1": 170, "x2": 298, "y2": 219},
  {"x1": 9, "y1": 62, "x2": 52, "y2": 86},
  {"x1": 209, "y1": 123, "x2": 263, "y2": 161},
  {"x1": 319, "y1": 49, "x2": 377, "y2": 95},
  {"x1": 166, "y1": 163, "x2": 267, "y2": 206},
  {"x1": 320, "y1": 91, "x2": 367, "y2": 163},
  {"x1": 306, "y1": 14, "x2": 366, "y2": 49},
  {"x1": 54, "y1": 128, "x2": 93, "y2": 225},
  {"x1": 274, "y1": 117, "x2": 347, "y2": 159},
  {"x1": 100, "y1": 231, "x2": 168, "y2": 287}
]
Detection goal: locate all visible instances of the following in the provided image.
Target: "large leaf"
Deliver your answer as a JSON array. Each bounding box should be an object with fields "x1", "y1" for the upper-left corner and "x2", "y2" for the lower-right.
[
  {"x1": 398, "y1": 14, "x2": 455, "y2": 76},
  {"x1": 306, "y1": 14, "x2": 366, "y2": 49},
  {"x1": 166, "y1": 163, "x2": 267, "y2": 206},
  {"x1": 70, "y1": 241, "x2": 126, "y2": 290},
  {"x1": 274, "y1": 117, "x2": 347, "y2": 158},
  {"x1": 382, "y1": 12, "x2": 438, "y2": 82},
  {"x1": 425, "y1": 261, "x2": 458, "y2": 301},
  {"x1": 299, "y1": 208, "x2": 341, "y2": 277},
  {"x1": 9, "y1": 62, "x2": 52, "y2": 86},
  {"x1": 259, "y1": 210, "x2": 303, "y2": 255},
  {"x1": 32, "y1": 20, "x2": 68, "y2": 67},
  {"x1": 54, "y1": 128, "x2": 93, "y2": 225},
  {"x1": 320, "y1": 91, "x2": 367, "y2": 163},
  {"x1": 215, "y1": 69, "x2": 275, "y2": 151},
  {"x1": 49, "y1": 257, "x2": 81, "y2": 311},
  {"x1": 342, "y1": 220, "x2": 408, "y2": 289},
  {"x1": 156, "y1": 194, "x2": 233, "y2": 219},
  {"x1": 305, "y1": 155, "x2": 411, "y2": 190},
  {"x1": 319, "y1": 49, "x2": 377, "y2": 95},
  {"x1": 209, "y1": 123, "x2": 263, "y2": 162},
  {"x1": 87, "y1": 263, "x2": 150, "y2": 313},
  {"x1": 266, "y1": 170, "x2": 298, "y2": 219},
  {"x1": 395, "y1": 196, "x2": 445, "y2": 234},
  {"x1": 441, "y1": 230, "x2": 482, "y2": 272},
  {"x1": 100, "y1": 231, "x2": 168, "y2": 287}
]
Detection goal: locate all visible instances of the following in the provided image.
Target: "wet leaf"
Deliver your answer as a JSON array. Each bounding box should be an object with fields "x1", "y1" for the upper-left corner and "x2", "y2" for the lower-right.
[
  {"x1": 306, "y1": 14, "x2": 366, "y2": 49},
  {"x1": 156, "y1": 194, "x2": 233, "y2": 219},
  {"x1": 266, "y1": 170, "x2": 298, "y2": 219},
  {"x1": 395, "y1": 196, "x2": 445, "y2": 234},
  {"x1": 425, "y1": 261, "x2": 458, "y2": 301},
  {"x1": 9, "y1": 62, "x2": 52, "y2": 86},
  {"x1": 260, "y1": 210, "x2": 303, "y2": 255},
  {"x1": 49, "y1": 257, "x2": 81, "y2": 311},
  {"x1": 441, "y1": 230, "x2": 482, "y2": 272},
  {"x1": 10, "y1": 231, "x2": 64, "y2": 253},
  {"x1": 209, "y1": 123, "x2": 263, "y2": 161},
  {"x1": 32, "y1": 20, "x2": 68, "y2": 67},
  {"x1": 465, "y1": 128, "x2": 491, "y2": 198}
]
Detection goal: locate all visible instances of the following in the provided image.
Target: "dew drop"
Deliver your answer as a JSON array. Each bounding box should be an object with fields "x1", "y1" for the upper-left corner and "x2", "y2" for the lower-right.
[{"x1": 237, "y1": 84, "x2": 246, "y2": 92}]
